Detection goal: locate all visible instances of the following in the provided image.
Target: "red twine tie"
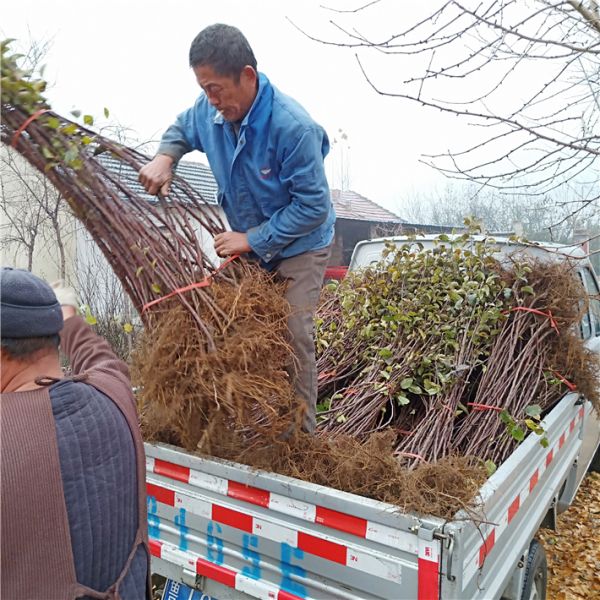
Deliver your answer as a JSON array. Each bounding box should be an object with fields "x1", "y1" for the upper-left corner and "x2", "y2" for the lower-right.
[
  {"x1": 507, "y1": 306, "x2": 559, "y2": 335},
  {"x1": 317, "y1": 370, "x2": 337, "y2": 381},
  {"x1": 467, "y1": 402, "x2": 504, "y2": 412},
  {"x1": 11, "y1": 108, "x2": 51, "y2": 148},
  {"x1": 142, "y1": 254, "x2": 240, "y2": 313},
  {"x1": 552, "y1": 371, "x2": 577, "y2": 392}
]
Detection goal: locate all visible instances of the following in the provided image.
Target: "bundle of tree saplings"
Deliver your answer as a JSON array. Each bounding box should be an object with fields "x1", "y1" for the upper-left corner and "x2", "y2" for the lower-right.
[
  {"x1": 316, "y1": 235, "x2": 599, "y2": 469},
  {"x1": 1, "y1": 40, "x2": 297, "y2": 447}
]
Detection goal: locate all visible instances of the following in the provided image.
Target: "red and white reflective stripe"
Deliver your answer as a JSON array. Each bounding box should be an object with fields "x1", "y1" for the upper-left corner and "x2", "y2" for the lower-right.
[
  {"x1": 145, "y1": 456, "x2": 155, "y2": 474},
  {"x1": 266, "y1": 493, "x2": 317, "y2": 522},
  {"x1": 189, "y1": 469, "x2": 229, "y2": 496},
  {"x1": 147, "y1": 480, "x2": 403, "y2": 583},
  {"x1": 150, "y1": 538, "x2": 302, "y2": 600},
  {"x1": 365, "y1": 521, "x2": 419, "y2": 555},
  {"x1": 462, "y1": 406, "x2": 584, "y2": 586},
  {"x1": 253, "y1": 517, "x2": 297, "y2": 546},
  {"x1": 418, "y1": 537, "x2": 441, "y2": 600},
  {"x1": 146, "y1": 457, "x2": 417, "y2": 555}
]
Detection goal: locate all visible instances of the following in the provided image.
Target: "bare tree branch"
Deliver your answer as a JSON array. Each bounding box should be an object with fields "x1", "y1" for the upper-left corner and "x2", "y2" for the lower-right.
[
  {"x1": 299, "y1": 1, "x2": 599, "y2": 223},
  {"x1": 568, "y1": 0, "x2": 600, "y2": 34},
  {"x1": 320, "y1": 0, "x2": 382, "y2": 14}
]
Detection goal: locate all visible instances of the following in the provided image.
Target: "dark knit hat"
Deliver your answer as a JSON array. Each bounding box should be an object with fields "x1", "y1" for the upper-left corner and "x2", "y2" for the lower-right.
[{"x1": 1, "y1": 267, "x2": 63, "y2": 338}]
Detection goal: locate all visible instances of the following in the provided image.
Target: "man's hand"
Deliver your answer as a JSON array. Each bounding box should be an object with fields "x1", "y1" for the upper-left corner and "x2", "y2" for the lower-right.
[
  {"x1": 60, "y1": 305, "x2": 77, "y2": 320},
  {"x1": 51, "y1": 281, "x2": 78, "y2": 321},
  {"x1": 214, "y1": 232, "x2": 252, "y2": 257},
  {"x1": 139, "y1": 154, "x2": 174, "y2": 196}
]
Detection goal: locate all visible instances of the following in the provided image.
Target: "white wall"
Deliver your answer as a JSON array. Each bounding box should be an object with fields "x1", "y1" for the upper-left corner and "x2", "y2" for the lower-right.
[{"x1": 0, "y1": 147, "x2": 77, "y2": 282}]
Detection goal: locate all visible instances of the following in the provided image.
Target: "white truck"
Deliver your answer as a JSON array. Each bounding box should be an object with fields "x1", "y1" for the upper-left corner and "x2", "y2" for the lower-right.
[{"x1": 147, "y1": 237, "x2": 600, "y2": 600}]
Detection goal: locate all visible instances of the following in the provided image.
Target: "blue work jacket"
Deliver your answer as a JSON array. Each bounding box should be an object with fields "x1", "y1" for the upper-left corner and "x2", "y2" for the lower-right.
[{"x1": 158, "y1": 73, "x2": 336, "y2": 266}]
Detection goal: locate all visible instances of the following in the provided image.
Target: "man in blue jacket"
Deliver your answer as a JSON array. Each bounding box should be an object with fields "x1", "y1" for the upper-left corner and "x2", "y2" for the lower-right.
[{"x1": 139, "y1": 23, "x2": 335, "y2": 433}]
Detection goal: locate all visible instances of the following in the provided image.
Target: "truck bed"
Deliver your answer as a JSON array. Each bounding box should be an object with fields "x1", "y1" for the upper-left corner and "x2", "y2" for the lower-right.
[
  {"x1": 146, "y1": 393, "x2": 593, "y2": 600},
  {"x1": 146, "y1": 446, "x2": 442, "y2": 599}
]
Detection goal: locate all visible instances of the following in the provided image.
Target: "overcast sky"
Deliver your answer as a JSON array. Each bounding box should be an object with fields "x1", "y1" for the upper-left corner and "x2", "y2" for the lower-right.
[{"x1": 3, "y1": 1, "x2": 472, "y2": 215}]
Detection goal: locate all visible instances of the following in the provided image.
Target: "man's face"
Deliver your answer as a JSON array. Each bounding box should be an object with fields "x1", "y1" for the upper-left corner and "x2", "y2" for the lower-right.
[{"x1": 193, "y1": 64, "x2": 258, "y2": 123}]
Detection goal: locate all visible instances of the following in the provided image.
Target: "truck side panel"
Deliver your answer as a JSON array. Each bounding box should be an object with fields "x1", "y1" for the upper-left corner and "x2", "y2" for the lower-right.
[
  {"x1": 441, "y1": 396, "x2": 586, "y2": 599},
  {"x1": 146, "y1": 444, "x2": 444, "y2": 600}
]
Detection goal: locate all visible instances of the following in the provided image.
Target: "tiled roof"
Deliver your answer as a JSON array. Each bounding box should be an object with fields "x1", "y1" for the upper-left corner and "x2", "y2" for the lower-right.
[
  {"x1": 99, "y1": 155, "x2": 403, "y2": 223},
  {"x1": 330, "y1": 189, "x2": 405, "y2": 223},
  {"x1": 98, "y1": 154, "x2": 218, "y2": 205},
  {"x1": 173, "y1": 160, "x2": 219, "y2": 204}
]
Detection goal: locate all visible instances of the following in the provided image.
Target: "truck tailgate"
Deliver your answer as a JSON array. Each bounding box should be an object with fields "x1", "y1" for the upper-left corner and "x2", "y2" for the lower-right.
[
  {"x1": 440, "y1": 395, "x2": 587, "y2": 599},
  {"x1": 145, "y1": 443, "x2": 445, "y2": 600}
]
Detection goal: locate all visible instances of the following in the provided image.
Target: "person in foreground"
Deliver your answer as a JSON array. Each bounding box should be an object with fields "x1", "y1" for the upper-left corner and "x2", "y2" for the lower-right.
[
  {"x1": 0, "y1": 267, "x2": 151, "y2": 600},
  {"x1": 139, "y1": 23, "x2": 336, "y2": 433}
]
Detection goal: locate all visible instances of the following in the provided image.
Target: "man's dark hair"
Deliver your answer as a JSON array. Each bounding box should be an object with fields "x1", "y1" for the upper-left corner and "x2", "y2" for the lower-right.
[
  {"x1": 1, "y1": 335, "x2": 60, "y2": 360},
  {"x1": 189, "y1": 24, "x2": 257, "y2": 80}
]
